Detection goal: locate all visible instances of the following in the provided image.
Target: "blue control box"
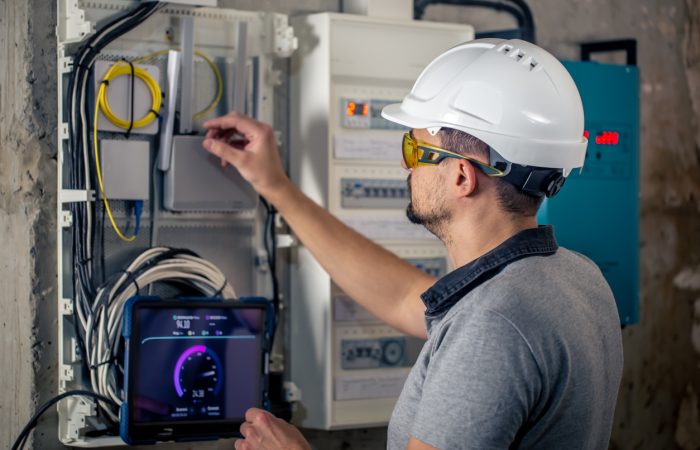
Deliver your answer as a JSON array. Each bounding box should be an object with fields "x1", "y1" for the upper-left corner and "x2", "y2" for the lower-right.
[{"x1": 537, "y1": 61, "x2": 640, "y2": 325}]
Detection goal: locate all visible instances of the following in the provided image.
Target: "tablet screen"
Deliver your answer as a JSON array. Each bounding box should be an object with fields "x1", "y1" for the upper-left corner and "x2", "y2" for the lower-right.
[{"x1": 128, "y1": 303, "x2": 265, "y2": 426}]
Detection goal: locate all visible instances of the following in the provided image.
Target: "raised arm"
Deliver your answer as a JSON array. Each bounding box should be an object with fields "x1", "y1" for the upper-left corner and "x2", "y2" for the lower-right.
[{"x1": 202, "y1": 112, "x2": 433, "y2": 338}]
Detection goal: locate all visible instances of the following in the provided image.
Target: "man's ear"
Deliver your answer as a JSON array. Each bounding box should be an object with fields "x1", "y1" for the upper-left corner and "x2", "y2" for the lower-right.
[{"x1": 453, "y1": 160, "x2": 478, "y2": 198}]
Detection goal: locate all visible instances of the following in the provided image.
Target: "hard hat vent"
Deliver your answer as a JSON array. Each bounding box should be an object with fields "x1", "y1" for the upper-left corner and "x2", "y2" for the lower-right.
[
  {"x1": 499, "y1": 44, "x2": 513, "y2": 54},
  {"x1": 498, "y1": 43, "x2": 539, "y2": 71}
]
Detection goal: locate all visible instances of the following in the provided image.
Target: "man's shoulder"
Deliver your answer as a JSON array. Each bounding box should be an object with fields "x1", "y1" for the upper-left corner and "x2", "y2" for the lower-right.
[{"x1": 442, "y1": 247, "x2": 619, "y2": 341}]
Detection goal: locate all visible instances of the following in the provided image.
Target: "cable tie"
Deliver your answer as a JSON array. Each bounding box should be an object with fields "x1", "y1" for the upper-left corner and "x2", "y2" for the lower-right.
[
  {"x1": 118, "y1": 269, "x2": 140, "y2": 294},
  {"x1": 125, "y1": 60, "x2": 136, "y2": 138},
  {"x1": 214, "y1": 279, "x2": 228, "y2": 298},
  {"x1": 149, "y1": 109, "x2": 160, "y2": 118},
  {"x1": 89, "y1": 358, "x2": 114, "y2": 370},
  {"x1": 100, "y1": 79, "x2": 109, "y2": 86}
]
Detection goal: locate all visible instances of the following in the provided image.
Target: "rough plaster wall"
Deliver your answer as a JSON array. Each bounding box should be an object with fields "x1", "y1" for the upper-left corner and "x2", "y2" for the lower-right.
[
  {"x1": 0, "y1": 0, "x2": 59, "y2": 448},
  {"x1": 4, "y1": 0, "x2": 700, "y2": 449}
]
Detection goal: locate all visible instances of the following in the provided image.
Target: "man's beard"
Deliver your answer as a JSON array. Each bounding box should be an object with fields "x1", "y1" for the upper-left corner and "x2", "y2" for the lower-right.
[{"x1": 406, "y1": 174, "x2": 451, "y2": 241}]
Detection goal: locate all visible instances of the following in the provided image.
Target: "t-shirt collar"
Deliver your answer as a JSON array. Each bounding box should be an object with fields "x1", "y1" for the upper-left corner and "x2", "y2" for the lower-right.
[{"x1": 421, "y1": 225, "x2": 558, "y2": 317}]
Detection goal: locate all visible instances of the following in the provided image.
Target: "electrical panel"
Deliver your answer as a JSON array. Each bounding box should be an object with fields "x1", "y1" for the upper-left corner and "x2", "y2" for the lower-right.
[
  {"x1": 56, "y1": 1, "x2": 296, "y2": 446},
  {"x1": 290, "y1": 13, "x2": 474, "y2": 429},
  {"x1": 538, "y1": 61, "x2": 640, "y2": 325}
]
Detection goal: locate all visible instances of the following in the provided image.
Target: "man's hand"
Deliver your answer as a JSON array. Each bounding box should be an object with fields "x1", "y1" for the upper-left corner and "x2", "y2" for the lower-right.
[
  {"x1": 202, "y1": 112, "x2": 291, "y2": 200},
  {"x1": 234, "y1": 408, "x2": 311, "y2": 450}
]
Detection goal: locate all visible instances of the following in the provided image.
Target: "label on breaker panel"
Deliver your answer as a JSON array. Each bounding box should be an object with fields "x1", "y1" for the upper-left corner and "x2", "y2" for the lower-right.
[
  {"x1": 334, "y1": 135, "x2": 401, "y2": 161},
  {"x1": 341, "y1": 337, "x2": 409, "y2": 370},
  {"x1": 341, "y1": 178, "x2": 409, "y2": 209},
  {"x1": 334, "y1": 373, "x2": 409, "y2": 401}
]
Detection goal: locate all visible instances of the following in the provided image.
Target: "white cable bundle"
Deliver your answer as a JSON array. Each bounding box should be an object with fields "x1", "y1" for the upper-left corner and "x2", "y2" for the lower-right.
[{"x1": 83, "y1": 247, "x2": 237, "y2": 421}]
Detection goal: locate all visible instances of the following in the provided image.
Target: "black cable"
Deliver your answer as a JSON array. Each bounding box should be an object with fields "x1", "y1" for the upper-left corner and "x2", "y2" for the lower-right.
[
  {"x1": 415, "y1": 0, "x2": 525, "y2": 27},
  {"x1": 10, "y1": 390, "x2": 119, "y2": 450},
  {"x1": 414, "y1": 0, "x2": 536, "y2": 43},
  {"x1": 63, "y1": 2, "x2": 165, "y2": 421},
  {"x1": 67, "y1": 1, "x2": 159, "y2": 310},
  {"x1": 502, "y1": 0, "x2": 535, "y2": 42},
  {"x1": 125, "y1": 59, "x2": 136, "y2": 138},
  {"x1": 260, "y1": 197, "x2": 280, "y2": 345}
]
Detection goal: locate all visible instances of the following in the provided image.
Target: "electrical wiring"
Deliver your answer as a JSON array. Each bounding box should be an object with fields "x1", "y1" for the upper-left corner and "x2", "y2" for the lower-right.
[
  {"x1": 82, "y1": 247, "x2": 237, "y2": 421},
  {"x1": 10, "y1": 390, "x2": 119, "y2": 450},
  {"x1": 260, "y1": 197, "x2": 280, "y2": 345},
  {"x1": 413, "y1": 0, "x2": 536, "y2": 43},
  {"x1": 66, "y1": 4, "x2": 155, "y2": 374},
  {"x1": 97, "y1": 62, "x2": 163, "y2": 130},
  {"x1": 63, "y1": 1, "x2": 165, "y2": 422},
  {"x1": 132, "y1": 48, "x2": 224, "y2": 120}
]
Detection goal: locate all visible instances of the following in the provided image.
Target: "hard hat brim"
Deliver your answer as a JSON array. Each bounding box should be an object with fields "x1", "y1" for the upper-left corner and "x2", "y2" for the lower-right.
[{"x1": 381, "y1": 103, "x2": 436, "y2": 130}]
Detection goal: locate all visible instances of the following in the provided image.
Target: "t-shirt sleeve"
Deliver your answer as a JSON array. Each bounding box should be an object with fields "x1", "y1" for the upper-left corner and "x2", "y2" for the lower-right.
[{"x1": 410, "y1": 308, "x2": 542, "y2": 450}]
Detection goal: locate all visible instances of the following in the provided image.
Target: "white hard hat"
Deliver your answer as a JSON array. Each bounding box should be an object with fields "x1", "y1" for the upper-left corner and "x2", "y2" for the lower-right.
[{"x1": 382, "y1": 38, "x2": 587, "y2": 177}]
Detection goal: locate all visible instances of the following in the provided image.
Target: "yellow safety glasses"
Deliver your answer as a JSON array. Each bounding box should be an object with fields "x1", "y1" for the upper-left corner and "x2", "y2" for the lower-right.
[{"x1": 402, "y1": 132, "x2": 505, "y2": 176}]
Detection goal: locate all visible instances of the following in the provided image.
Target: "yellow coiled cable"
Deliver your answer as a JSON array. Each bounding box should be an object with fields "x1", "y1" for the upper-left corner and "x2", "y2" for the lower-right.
[{"x1": 98, "y1": 62, "x2": 162, "y2": 130}]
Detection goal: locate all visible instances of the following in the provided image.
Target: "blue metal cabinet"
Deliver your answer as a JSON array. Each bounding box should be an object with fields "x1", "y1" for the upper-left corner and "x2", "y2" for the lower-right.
[{"x1": 537, "y1": 61, "x2": 640, "y2": 325}]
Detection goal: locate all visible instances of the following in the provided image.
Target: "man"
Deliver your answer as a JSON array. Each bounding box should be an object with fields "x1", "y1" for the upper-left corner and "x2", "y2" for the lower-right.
[{"x1": 202, "y1": 39, "x2": 623, "y2": 450}]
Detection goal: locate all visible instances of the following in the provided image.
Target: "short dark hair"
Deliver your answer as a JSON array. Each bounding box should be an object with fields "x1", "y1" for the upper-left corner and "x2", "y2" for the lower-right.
[{"x1": 438, "y1": 128, "x2": 544, "y2": 217}]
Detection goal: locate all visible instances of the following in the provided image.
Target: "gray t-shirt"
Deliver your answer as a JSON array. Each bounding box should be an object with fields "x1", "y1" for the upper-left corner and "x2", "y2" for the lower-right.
[{"x1": 388, "y1": 228, "x2": 623, "y2": 449}]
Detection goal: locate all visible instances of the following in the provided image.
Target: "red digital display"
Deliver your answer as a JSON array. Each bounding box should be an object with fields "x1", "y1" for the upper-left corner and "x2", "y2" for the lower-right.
[
  {"x1": 346, "y1": 101, "x2": 368, "y2": 117},
  {"x1": 585, "y1": 130, "x2": 620, "y2": 145},
  {"x1": 595, "y1": 131, "x2": 619, "y2": 145}
]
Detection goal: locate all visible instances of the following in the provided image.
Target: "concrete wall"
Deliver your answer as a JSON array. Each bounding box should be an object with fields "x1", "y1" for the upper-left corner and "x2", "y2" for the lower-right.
[
  {"x1": 1, "y1": 0, "x2": 699, "y2": 449},
  {"x1": 0, "y1": 0, "x2": 59, "y2": 448}
]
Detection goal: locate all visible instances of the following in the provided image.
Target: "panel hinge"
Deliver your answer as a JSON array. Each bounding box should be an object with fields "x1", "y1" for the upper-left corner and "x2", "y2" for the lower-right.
[
  {"x1": 267, "y1": 13, "x2": 297, "y2": 58},
  {"x1": 61, "y1": 297, "x2": 74, "y2": 315},
  {"x1": 60, "y1": 210, "x2": 73, "y2": 228},
  {"x1": 59, "y1": 123, "x2": 69, "y2": 140},
  {"x1": 57, "y1": 0, "x2": 93, "y2": 45},
  {"x1": 60, "y1": 365, "x2": 75, "y2": 382},
  {"x1": 60, "y1": 189, "x2": 95, "y2": 204},
  {"x1": 59, "y1": 56, "x2": 74, "y2": 75},
  {"x1": 58, "y1": 395, "x2": 97, "y2": 443},
  {"x1": 284, "y1": 381, "x2": 302, "y2": 402},
  {"x1": 276, "y1": 234, "x2": 297, "y2": 249}
]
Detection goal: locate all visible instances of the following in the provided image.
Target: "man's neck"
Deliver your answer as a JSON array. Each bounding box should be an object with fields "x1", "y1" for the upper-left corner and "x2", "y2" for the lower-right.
[{"x1": 444, "y1": 213, "x2": 538, "y2": 269}]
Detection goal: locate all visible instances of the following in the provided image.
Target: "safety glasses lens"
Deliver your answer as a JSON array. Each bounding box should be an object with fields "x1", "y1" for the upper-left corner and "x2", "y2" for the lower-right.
[{"x1": 402, "y1": 133, "x2": 417, "y2": 168}]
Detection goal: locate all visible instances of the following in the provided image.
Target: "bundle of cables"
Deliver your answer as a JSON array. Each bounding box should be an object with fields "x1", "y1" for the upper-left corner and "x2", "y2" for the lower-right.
[
  {"x1": 65, "y1": 1, "x2": 166, "y2": 390},
  {"x1": 80, "y1": 247, "x2": 237, "y2": 423},
  {"x1": 11, "y1": 246, "x2": 238, "y2": 448}
]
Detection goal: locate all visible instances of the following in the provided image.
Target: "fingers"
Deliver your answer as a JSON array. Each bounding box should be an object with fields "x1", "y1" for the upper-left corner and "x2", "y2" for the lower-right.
[
  {"x1": 203, "y1": 138, "x2": 244, "y2": 166},
  {"x1": 234, "y1": 438, "x2": 252, "y2": 450},
  {"x1": 245, "y1": 407, "x2": 271, "y2": 424},
  {"x1": 203, "y1": 112, "x2": 265, "y2": 140},
  {"x1": 240, "y1": 422, "x2": 261, "y2": 443},
  {"x1": 236, "y1": 410, "x2": 270, "y2": 450}
]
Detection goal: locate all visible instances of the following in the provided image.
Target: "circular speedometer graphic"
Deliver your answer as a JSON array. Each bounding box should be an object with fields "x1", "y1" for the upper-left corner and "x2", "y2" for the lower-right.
[{"x1": 173, "y1": 345, "x2": 223, "y2": 399}]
